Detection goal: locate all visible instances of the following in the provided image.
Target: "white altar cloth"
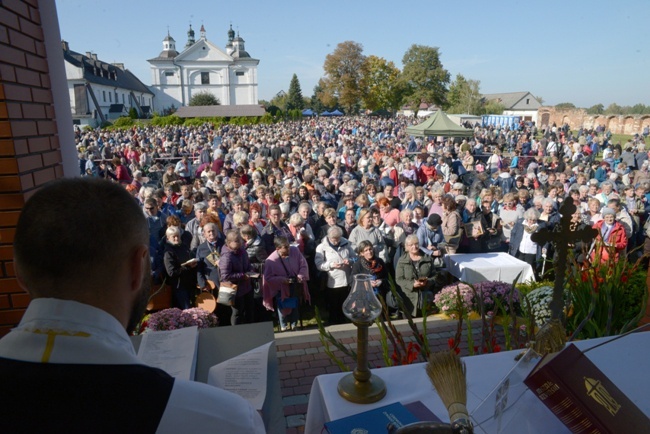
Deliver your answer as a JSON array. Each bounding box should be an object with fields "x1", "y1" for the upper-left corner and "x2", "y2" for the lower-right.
[
  {"x1": 304, "y1": 332, "x2": 650, "y2": 434},
  {"x1": 444, "y1": 252, "x2": 535, "y2": 284}
]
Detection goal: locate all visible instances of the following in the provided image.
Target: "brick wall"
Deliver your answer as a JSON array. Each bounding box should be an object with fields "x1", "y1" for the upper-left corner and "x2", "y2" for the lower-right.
[
  {"x1": 0, "y1": 0, "x2": 63, "y2": 336},
  {"x1": 538, "y1": 107, "x2": 650, "y2": 135}
]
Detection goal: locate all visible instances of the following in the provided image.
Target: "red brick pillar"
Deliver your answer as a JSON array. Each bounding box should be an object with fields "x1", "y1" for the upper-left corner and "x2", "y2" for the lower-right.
[{"x1": 0, "y1": 0, "x2": 65, "y2": 336}]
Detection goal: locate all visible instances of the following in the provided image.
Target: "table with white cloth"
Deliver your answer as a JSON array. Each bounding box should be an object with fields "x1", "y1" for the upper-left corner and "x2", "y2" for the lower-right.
[
  {"x1": 304, "y1": 332, "x2": 650, "y2": 434},
  {"x1": 443, "y1": 252, "x2": 535, "y2": 284}
]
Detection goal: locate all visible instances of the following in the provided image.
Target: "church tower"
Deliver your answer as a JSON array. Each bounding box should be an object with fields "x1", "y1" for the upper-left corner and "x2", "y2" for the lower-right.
[
  {"x1": 200, "y1": 24, "x2": 206, "y2": 40},
  {"x1": 225, "y1": 24, "x2": 235, "y2": 55},
  {"x1": 158, "y1": 31, "x2": 179, "y2": 58},
  {"x1": 185, "y1": 24, "x2": 195, "y2": 49}
]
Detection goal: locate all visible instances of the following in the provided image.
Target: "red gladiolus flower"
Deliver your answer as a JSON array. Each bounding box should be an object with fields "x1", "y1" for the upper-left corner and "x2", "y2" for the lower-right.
[
  {"x1": 448, "y1": 338, "x2": 456, "y2": 349},
  {"x1": 621, "y1": 274, "x2": 629, "y2": 283}
]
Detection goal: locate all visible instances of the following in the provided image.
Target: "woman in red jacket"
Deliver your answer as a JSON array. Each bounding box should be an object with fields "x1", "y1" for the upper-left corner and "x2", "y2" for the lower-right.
[{"x1": 591, "y1": 208, "x2": 627, "y2": 263}]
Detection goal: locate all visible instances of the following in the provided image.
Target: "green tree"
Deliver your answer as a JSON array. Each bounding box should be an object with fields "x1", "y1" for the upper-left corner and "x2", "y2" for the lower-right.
[
  {"x1": 321, "y1": 41, "x2": 367, "y2": 113},
  {"x1": 286, "y1": 74, "x2": 305, "y2": 111},
  {"x1": 399, "y1": 44, "x2": 450, "y2": 113},
  {"x1": 604, "y1": 103, "x2": 622, "y2": 115},
  {"x1": 128, "y1": 107, "x2": 138, "y2": 119},
  {"x1": 189, "y1": 91, "x2": 220, "y2": 106},
  {"x1": 535, "y1": 95, "x2": 545, "y2": 105},
  {"x1": 481, "y1": 100, "x2": 505, "y2": 115},
  {"x1": 447, "y1": 74, "x2": 482, "y2": 115},
  {"x1": 269, "y1": 90, "x2": 288, "y2": 113},
  {"x1": 630, "y1": 103, "x2": 648, "y2": 114},
  {"x1": 360, "y1": 55, "x2": 402, "y2": 112},
  {"x1": 315, "y1": 78, "x2": 338, "y2": 110},
  {"x1": 554, "y1": 102, "x2": 576, "y2": 110},
  {"x1": 310, "y1": 83, "x2": 327, "y2": 114},
  {"x1": 586, "y1": 103, "x2": 604, "y2": 115}
]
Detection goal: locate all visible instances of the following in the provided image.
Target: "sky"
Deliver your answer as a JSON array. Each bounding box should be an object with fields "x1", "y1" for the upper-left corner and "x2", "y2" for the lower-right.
[{"x1": 54, "y1": 0, "x2": 650, "y2": 109}]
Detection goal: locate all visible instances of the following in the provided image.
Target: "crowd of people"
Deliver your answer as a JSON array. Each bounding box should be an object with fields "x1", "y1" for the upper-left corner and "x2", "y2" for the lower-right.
[{"x1": 74, "y1": 115, "x2": 650, "y2": 328}]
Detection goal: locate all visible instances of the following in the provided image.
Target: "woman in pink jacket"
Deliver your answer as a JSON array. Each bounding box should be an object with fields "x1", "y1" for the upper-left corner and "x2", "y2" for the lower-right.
[{"x1": 262, "y1": 236, "x2": 309, "y2": 331}]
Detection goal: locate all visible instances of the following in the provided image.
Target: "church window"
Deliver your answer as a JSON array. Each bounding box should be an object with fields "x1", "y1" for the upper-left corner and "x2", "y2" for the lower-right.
[
  {"x1": 526, "y1": 98, "x2": 530, "y2": 104},
  {"x1": 102, "y1": 90, "x2": 106, "y2": 102},
  {"x1": 109, "y1": 92, "x2": 112, "y2": 102},
  {"x1": 165, "y1": 71, "x2": 174, "y2": 77},
  {"x1": 235, "y1": 71, "x2": 245, "y2": 76},
  {"x1": 201, "y1": 72, "x2": 210, "y2": 84}
]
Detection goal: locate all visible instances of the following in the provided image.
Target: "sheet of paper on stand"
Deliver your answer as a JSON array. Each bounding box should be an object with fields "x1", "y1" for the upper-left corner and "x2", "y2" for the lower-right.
[
  {"x1": 444, "y1": 252, "x2": 535, "y2": 284},
  {"x1": 136, "y1": 326, "x2": 199, "y2": 381},
  {"x1": 304, "y1": 331, "x2": 650, "y2": 434},
  {"x1": 208, "y1": 341, "x2": 272, "y2": 411}
]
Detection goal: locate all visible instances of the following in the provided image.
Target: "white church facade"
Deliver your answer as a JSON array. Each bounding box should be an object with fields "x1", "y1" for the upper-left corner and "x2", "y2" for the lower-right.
[{"x1": 148, "y1": 25, "x2": 259, "y2": 112}]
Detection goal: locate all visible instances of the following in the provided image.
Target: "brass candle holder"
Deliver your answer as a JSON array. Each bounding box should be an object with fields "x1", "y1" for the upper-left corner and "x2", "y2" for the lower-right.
[{"x1": 337, "y1": 274, "x2": 387, "y2": 404}]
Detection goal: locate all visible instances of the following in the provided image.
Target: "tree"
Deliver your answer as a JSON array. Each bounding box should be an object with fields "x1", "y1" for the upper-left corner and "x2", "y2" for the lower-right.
[
  {"x1": 446, "y1": 74, "x2": 482, "y2": 115},
  {"x1": 128, "y1": 107, "x2": 138, "y2": 119},
  {"x1": 481, "y1": 100, "x2": 505, "y2": 115},
  {"x1": 630, "y1": 103, "x2": 649, "y2": 114},
  {"x1": 586, "y1": 104, "x2": 604, "y2": 115},
  {"x1": 399, "y1": 44, "x2": 450, "y2": 112},
  {"x1": 360, "y1": 55, "x2": 402, "y2": 112},
  {"x1": 310, "y1": 83, "x2": 327, "y2": 114},
  {"x1": 189, "y1": 91, "x2": 219, "y2": 106},
  {"x1": 269, "y1": 90, "x2": 288, "y2": 112},
  {"x1": 286, "y1": 74, "x2": 304, "y2": 111},
  {"x1": 321, "y1": 41, "x2": 367, "y2": 113},
  {"x1": 604, "y1": 103, "x2": 623, "y2": 115},
  {"x1": 315, "y1": 78, "x2": 337, "y2": 110},
  {"x1": 554, "y1": 102, "x2": 576, "y2": 110},
  {"x1": 535, "y1": 95, "x2": 545, "y2": 105}
]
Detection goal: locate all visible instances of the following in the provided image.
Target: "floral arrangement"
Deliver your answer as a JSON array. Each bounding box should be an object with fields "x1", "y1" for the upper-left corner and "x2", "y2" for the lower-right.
[
  {"x1": 473, "y1": 281, "x2": 520, "y2": 314},
  {"x1": 523, "y1": 286, "x2": 554, "y2": 326},
  {"x1": 434, "y1": 283, "x2": 474, "y2": 316},
  {"x1": 137, "y1": 308, "x2": 218, "y2": 334},
  {"x1": 565, "y1": 247, "x2": 647, "y2": 340},
  {"x1": 433, "y1": 281, "x2": 520, "y2": 317}
]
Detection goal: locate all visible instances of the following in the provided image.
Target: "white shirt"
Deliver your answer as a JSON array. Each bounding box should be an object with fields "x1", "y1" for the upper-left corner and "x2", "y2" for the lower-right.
[{"x1": 0, "y1": 299, "x2": 265, "y2": 434}]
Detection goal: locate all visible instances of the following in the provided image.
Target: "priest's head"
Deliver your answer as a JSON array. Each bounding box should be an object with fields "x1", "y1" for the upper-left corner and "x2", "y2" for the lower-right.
[{"x1": 13, "y1": 178, "x2": 151, "y2": 334}]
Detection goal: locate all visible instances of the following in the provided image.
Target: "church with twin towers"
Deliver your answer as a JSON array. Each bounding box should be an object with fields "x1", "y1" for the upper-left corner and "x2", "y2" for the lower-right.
[{"x1": 148, "y1": 24, "x2": 259, "y2": 111}]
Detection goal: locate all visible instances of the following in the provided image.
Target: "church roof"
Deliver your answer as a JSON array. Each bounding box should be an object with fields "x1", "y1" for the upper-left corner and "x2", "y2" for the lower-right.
[
  {"x1": 148, "y1": 49, "x2": 179, "y2": 61},
  {"x1": 63, "y1": 48, "x2": 152, "y2": 94},
  {"x1": 481, "y1": 91, "x2": 541, "y2": 110}
]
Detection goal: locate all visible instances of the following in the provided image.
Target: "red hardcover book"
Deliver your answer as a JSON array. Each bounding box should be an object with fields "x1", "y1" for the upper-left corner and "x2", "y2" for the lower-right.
[{"x1": 524, "y1": 344, "x2": 650, "y2": 433}]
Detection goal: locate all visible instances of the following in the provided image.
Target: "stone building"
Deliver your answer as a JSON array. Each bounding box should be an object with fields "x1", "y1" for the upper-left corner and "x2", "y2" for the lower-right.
[
  {"x1": 537, "y1": 107, "x2": 650, "y2": 135},
  {"x1": 148, "y1": 24, "x2": 259, "y2": 112}
]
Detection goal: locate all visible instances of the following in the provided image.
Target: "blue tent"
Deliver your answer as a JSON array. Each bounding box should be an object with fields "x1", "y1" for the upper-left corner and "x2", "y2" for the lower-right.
[
  {"x1": 330, "y1": 109, "x2": 344, "y2": 116},
  {"x1": 320, "y1": 111, "x2": 331, "y2": 116},
  {"x1": 302, "y1": 109, "x2": 315, "y2": 116}
]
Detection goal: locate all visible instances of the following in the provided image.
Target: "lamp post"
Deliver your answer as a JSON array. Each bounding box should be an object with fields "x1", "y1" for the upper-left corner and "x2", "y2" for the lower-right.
[{"x1": 337, "y1": 274, "x2": 386, "y2": 404}]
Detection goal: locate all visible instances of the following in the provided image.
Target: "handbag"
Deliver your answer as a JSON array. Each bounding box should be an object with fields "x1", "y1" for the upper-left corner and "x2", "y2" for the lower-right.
[
  {"x1": 217, "y1": 281, "x2": 238, "y2": 306},
  {"x1": 277, "y1": 297, "x2": 298, "y2": 309},
  {"x1": 279, "y1": 258, "x2": 301, "y2": 299}
]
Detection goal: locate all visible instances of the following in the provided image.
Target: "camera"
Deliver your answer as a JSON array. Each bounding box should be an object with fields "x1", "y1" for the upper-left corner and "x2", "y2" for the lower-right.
[{"x1": 287, "y1": 278, "x2": 296, "y2": 284}]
